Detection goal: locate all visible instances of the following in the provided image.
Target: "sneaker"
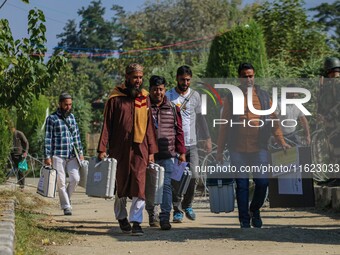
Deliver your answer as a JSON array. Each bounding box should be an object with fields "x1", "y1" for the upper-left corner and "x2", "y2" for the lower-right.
[
  {"x1": 160, "y1": 221, "x2": 172, "y2": 230},
  {"x1": 173, "y1": 211, "x2": 184, "y2": 223},
  {"x1": 131, "y1": 222, "x2": 144, "y2": 236},
  {"x1": 118, "y1": 218, "x2": 132, "y2": 233},
  {"x1": 63, "y1": 208, "x2": 72, "y2": 216},
  {"x1": 184, "y1": 207, "x2": 196, "y2": 221},
  {"x1": 250, "y1": 210, "x2": 263, "y2": 228},
  {"x1": 149, "y1": 215, "x2": 160, "y2": 228}
]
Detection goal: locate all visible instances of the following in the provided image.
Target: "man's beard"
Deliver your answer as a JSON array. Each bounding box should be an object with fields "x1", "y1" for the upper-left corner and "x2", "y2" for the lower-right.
[
  {"x1": 150, "y1": 95, "x2": 163, "y2": 104},
  {"x1": 177, "y1": 83, "x2": 189, "y2": 92},
  {"x1": 240, "y1": 80, "x2": 253, "y2": 88},
  {"x1": 125, "y1": 81, "x2": 143, "y2": 98},
  {"x1": 60, "y1": 108, "x2": 71, "y2": 118}
]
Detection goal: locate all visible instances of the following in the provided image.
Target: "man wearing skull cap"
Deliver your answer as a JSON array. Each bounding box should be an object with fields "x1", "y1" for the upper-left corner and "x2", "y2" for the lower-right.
[
  {"x1": 44, "y1": 92, "x2": 84, "y2": 215},
  {"x1": 97, "y1": 63, "x2": 158, "y2": 235}
]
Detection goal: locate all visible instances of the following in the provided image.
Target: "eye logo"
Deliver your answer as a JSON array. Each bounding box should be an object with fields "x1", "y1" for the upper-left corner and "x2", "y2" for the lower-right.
[
  {"x1": 196, "y1": 82, "x2": 223, "y2": 115},
  {"x1": 196, "y1": 82, "x2": 223, "y2": 106}
]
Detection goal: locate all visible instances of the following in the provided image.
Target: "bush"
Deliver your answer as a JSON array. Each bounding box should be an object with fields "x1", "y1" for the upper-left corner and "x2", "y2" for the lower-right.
[
  {"x1": 206, "y1": 21, "x2": 268, "y2": 78},
  {"x1": 72, "y1": 93, "x2": 92, "y2": 155},
  {"x1": 0, "y1": 108, "x2": 11, "y2": 183},
  {"x1": 16, "y1": 95, "x2": 50, "y2": 156}
]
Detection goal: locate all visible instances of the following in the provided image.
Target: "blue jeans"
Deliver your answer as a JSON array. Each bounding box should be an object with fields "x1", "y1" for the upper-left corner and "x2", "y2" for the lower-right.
[
  {"x1": 230, "y1": 150, "x2": 269, "y2": 225},
  {"x1": 146, "y1": 158, "x2": 174, "y2": 222}
]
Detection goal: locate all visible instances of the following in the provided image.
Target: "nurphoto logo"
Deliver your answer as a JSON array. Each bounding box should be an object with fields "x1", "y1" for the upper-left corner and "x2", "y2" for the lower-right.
[{"x1": 199, "y1": 83, "x2": 311, "y2": 128}]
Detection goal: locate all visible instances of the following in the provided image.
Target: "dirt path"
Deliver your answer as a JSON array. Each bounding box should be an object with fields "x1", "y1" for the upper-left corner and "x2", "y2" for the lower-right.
[{"x1": 23, "y1": 178, "x2": 340, "y2": 255}]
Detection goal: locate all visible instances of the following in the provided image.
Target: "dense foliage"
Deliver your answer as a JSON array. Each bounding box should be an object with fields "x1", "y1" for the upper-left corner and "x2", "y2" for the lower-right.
[
  {"x1": 0, "y1": 109, "x2": 11, "y2": 182},
  {"x1": 206, "y1": 21, "x2": 268, "y2": 78},
  {"x1": 0, "y1": 9, "x2": 67, "y2": 179},
  {"x1": 0, "y1": 0, "x2": 338, "y2": 165}
]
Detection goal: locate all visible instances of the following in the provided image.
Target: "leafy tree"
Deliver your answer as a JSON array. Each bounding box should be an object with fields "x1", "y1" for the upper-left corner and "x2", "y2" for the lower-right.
[
  {"x1": 77, "y1": 1, "x2": 115, "y2": 54},
  {"x1": 116, "y1": 0, "x2": 251, "y2": 66},
  {"x1": 0, "y1": 9, "x2": 67, "y2": 113},
  {"x1": 57, "y1": 0, "x2": 121, "y2": 57},
  {"x1": 70, "y1": 59, "x2": 113, "y2": 100},
  {"x1": 266, "y1": 49, "x2": 325, "y2": 78},
  {"x1": 310, "y1": 0, "x2": 340, "y2": 51},
  {"x1": 44, "y1": 61, "x2": 108, "y2": 151},
  {"x1": 45, "y1": 59, "x2": 112, "y2": 106},
  {"x1": 16, "y1": 95, "x2": 49, "y2": 156},
  {"x1": 72, "y1": 94, "x2": 92, "y2": 155},
  {"x1": 0, "y1": 8, "x2": 67, "y2": 178},
  {"x1": 206, "y1": 21, "x2": 268, "y2": 78},
  {"x1": 254, "y1": 0, "x2": 330, "y2": 65},
  {"x1": 110, "y1": 4, "x2": 127, "y2": 48},
  {"x1": 103, "y1": 32, "x2": 164, "y2": 80},
  {"x1": 56, "y1": 20, "x2": 79, "y2": 52},
  {"x1": 0, "y1": 109, "x2": 11, "y2": 182},
  {"x1": 55, "y1": 1, "x2": 125, "y2": 144},
  {"x1": 122, "y1": 0, "x2": 243, "y2": 46},
  {"x1": 149, "y1": 50, "x2": 210, "y2": 90}
]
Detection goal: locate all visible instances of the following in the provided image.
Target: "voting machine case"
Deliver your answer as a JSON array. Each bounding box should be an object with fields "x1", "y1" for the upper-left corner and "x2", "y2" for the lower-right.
[
  {"x1": 86, "y1": 157, "x2": 117, "y2": 199},
  {"x1": 177, "y1": 167, "x2": 192, "y2": 196},
  {"x1": 78, "y1": 160, "x2": 89, "y2": 188},
  {"x1": 37, "y1": 166, "x2": 57, "y2": 198},
  {"x1": 206, "y1": 178, "x2": 235, "y2": 213},
  {"x1": 145, "y1": 163, "x2": 165, "y2": 205}
]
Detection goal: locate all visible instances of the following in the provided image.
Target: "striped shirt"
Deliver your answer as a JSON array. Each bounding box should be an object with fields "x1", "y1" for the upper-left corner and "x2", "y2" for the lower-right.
[{"x1": 44, "y1": 109, "x2": 83, "y2": 159}]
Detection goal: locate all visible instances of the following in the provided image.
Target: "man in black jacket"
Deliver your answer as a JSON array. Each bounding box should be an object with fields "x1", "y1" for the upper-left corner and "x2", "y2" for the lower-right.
[{"x1": 146, "y1": 75, "x2": 186, "y2": 230}]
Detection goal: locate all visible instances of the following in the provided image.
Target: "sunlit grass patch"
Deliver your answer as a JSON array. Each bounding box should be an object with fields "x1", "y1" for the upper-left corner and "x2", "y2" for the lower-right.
[{"x1": 0, "y1": 190, "x2": 74, "y2": 255}]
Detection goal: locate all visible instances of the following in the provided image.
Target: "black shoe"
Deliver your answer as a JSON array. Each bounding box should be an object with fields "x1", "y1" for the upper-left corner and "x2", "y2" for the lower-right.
[
  {"x1": 118, "y1": 218, "x2": 132, "y2": 233},
  {"x1": 317, "y1": 178, "x2": 335, "y2": 186},
  {"x1": 131, "y1": 222, "x2": 144, "y2": 236},
  {"x1": 160, "y1": 221, "x2": 172, "y2": 230},
  {"x1": 324, "y1": 179, "x2": 340, "y2": 187},
  {"x1": 250, "y1": 210, "x2": 262, "y2": 228},
  {"x1": 63, "y1": 208, "x2": 72, "y2": 216},
  {"x1": 240, "y1": 222, "x2": 250, "y2": 228},
  {"x1": 149, "y1": 214, "x2": 160, "y2": 227}
]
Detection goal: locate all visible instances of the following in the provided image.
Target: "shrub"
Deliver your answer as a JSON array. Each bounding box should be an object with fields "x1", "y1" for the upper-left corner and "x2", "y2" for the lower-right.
[
  {"x1": 0, "y1": 109, "x2": 11, "y2": 183},
  {"x1": 16, "y1": 95, "x2": 50, "y2": 156},
  {"x1": 206, "y1": 21, "x2": 268, "y2": 78}
]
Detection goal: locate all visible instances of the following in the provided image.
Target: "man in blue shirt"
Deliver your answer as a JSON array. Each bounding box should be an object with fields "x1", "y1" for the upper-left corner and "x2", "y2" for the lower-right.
[{"x1": 44, "y1": 92, "x2": 84, "y2": 215}]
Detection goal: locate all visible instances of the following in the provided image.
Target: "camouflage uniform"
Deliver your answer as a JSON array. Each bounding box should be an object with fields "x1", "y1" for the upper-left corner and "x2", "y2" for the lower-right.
[
  {"x1": 318, "y1": 78, "x2": 340, "y2": 163},
  {"x1": 316, "y1": 57, "x2": 340, "y2": 184}
]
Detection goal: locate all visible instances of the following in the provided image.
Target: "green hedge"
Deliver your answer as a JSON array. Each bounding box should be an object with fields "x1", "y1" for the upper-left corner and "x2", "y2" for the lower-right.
[
  {"x1": 206, "y1": 21, "x2": 268, "y2": 78},
  {"x1": 17, "y1": 95, "x2": 49, "y2": 156},
  {"x1": 0, "y1": 109, "x2": 11, "y2": 183}
]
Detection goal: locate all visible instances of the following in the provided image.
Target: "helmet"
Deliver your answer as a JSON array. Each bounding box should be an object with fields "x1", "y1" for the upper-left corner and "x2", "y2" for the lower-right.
[{"x1": 324, "y1": 57, "x2": 340, "y2": 72}]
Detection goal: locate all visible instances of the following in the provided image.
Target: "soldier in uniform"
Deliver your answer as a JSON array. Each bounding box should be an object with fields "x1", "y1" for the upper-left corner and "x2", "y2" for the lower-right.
[{"x1": 317, "y1": 57, "x2": 340, "y2": 186}]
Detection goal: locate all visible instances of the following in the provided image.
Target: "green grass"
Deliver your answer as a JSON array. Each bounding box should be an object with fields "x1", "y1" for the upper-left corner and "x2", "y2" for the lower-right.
[
  {"x1": 0, "y1": 190, "x2": 73, "y2": 255},
  {"x1": 15, "y1": 210, "x2": 73, "y2": 255}
]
